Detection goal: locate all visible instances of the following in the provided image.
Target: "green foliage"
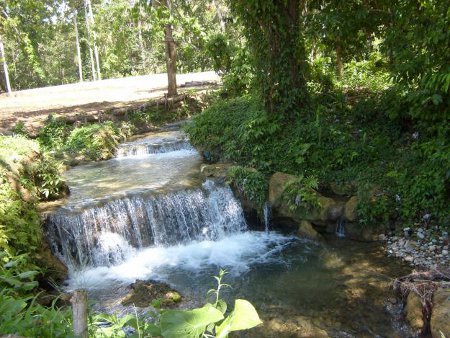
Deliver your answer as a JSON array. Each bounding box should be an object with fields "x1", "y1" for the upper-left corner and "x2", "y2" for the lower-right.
[
  {"x1": 158, "y1": 269, "x2": 262, "y2": 338},
  {"x1": 23, "y1": 153, "x2": 66, "y2": 200},
  {"x1": 66, "y1": 122, "x2": 130, "y2": 161},
  {"x1": 0, "y1": 253, "x2": 72, "y2": 337},
  {"x1": 0, "y1": 172, "x2": 41, "y2": 257},
  {"x1": 228, "y1": 166, "x2": 267, "y2": 215},
  {"x1": 37, "y1": 115, "x2": 71, "y2": 151},
  {"x1": 230, "y1": 0, "x2": 310, "y2": 117},
  {"x1": 187, "y1": 87, "x2": 449, "y2": 229},
  {"x1": 282, "y1": 176, "x2": 321, "y2": 213},
  {"x1": 0, "y1": 252, "x2": 39, "y2": 295},
  {"x1": 88, "y1": 269, "x2": 261, "y2": 338}
]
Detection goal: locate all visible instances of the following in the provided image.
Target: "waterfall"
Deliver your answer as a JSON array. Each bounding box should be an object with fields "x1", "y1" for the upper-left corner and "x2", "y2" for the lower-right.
[
  {"x1": 46, "y1": 180, "x2": 247, "y2": 268},
  {"x1": 335, "y1": 217, "x2": 346, "y2": 238},
  {"x1": 263, "y1": 202, "x2": 271, "y2": 232},
  {"x1": 116, "y1": 132, "x2": 194, "y2": 158}
]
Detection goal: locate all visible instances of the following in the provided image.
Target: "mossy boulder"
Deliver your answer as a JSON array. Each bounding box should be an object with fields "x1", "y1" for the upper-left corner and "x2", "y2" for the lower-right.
[
  {"x1": 268, "y1": 172, "x2": 297, "y2": 207},
  {"x1": 405, "y1": 292, "x2": 424, "y2": 333},
  {"x1": 121, "y1": 279, "x2": 182, "y2": 308},
  {"x1": 35, "y1": 242, "x2": 68, "y2": 284},
  {"x1": 344, "y1": 196, "x2": 358, "y2": 222},
  {"x1": 269, "y1": 172, "x2": 345, "y2": 225},
  {"x1": 430, "y1": 288, "x2": 450, "y2": 338},
  {"x1": 298, "y1": 220, "x2": 323, "y2": 241},
  {"x1": 200, "y1": 163, "x2": 234, "y2": 179}
]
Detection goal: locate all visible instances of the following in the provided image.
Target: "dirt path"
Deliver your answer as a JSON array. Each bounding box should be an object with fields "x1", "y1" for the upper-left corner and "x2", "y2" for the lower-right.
[{"x1": 0, "y1": 71, "x2": 219, "y2": 134}]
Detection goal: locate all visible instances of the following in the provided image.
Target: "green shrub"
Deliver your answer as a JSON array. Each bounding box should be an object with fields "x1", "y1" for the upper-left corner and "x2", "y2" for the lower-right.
[
  {"x1": 65, "y1": 122, "x2": 129, "y2": 161},
  {"x1": 0, "y1": 172, "x2": 41, "y2": 257},
  {"x1": 37, "y1": 115, "x2": 72, "y2": 151},
  {"x1": 281, "y1": 176, "x2": 321, "y2": 214},
  {"x1": 186, "y1": 91, "x2": 449, "y2": 229},
  {"x1": 228, "y1": 166, "x2": 268, "y2": 215}
]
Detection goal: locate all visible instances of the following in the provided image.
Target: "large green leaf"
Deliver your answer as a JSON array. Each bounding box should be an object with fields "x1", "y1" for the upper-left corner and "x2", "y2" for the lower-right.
[
  {"x1": 160, "y1": 303, "x2": 224, "y2": 338},
  {"x1": 216, "y1": 299, "x2": 262, "y2": 338}
]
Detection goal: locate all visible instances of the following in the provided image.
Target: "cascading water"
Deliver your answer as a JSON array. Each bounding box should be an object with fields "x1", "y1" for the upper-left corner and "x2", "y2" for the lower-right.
[
  {"x1": 46, "y1": 181, "x2": 247, "y2": 268},
  {"x1": 44, "y1": 129, "x2": 413, "y2": 337},
  {"x1": 335, "y1": 217, "x2": 346, "y2": 238},
  {"x1": 46, "y1": 130, "x2": 292, "y2": 290},
  {"x1": 263, "y1": 201, "x2": 271, "y2": 232},
  {"x1": 116, "y1": 132, "x2": 194, "y2": 158}
]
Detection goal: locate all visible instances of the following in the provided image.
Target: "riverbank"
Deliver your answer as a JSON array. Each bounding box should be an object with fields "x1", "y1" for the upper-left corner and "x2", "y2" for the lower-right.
[{"x1": 385, "y1": 227, "x2": 449, "y2": 269}]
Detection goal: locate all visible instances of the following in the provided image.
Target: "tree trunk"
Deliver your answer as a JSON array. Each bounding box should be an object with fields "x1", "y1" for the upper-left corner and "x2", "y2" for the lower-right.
[
  {"x1": 74, "y1": 12, "x2": 83, "y2": 82},
  {"x1": 164, "y1": 21, "x2": 177, "y2": 96},
  {"x1": 84, "y1": 1, "x2": 97, "y2": 81},
  {"x1": 137, "y1": 0, "x2": 146, "y2": 69},
  {"x1": 86, "y1": 0, "x2": 101, "y2": 80},
  {"x1": 0, "y1": 36, "x2": 12, "y2": 95},
  {"x1": 212, "y1": 0, "x2": 225, "y2": 32},
  {"x1": 71, "y1": 290, "x2": 88, "y2": 338},
  {"x1": 335, "y1": 42, "x2": 343, "y2": 79}
]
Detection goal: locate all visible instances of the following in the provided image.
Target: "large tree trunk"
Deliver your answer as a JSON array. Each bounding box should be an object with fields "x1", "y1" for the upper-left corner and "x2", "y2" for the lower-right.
[
  {"x1": 164, "y1": 0, "x2": 177, "y2": 97},
  {"x1": 0, "y1": 36, "x2": 12, "y2": 95},
  {"x1": 74, "y1": 12, "x2": 83, "y2": 82}
]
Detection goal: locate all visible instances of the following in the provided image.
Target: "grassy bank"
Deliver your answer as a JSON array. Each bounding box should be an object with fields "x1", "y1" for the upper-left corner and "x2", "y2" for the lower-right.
[{"x1": 186, "y1": 86, "x2": 449, "y2": 233}]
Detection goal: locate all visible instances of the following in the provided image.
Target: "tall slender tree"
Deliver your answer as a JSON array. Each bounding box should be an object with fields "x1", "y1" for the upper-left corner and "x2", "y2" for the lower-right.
[
  {"x1": 0, "y1": 34, "x2": 12, "y2": 94},
  {"x1": 73, "y1": 11, "x2": 83, "y2": 82}
]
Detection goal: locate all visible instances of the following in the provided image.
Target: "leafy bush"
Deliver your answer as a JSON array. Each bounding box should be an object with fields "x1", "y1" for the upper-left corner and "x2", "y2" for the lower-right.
[
  {"x1": 0, "y1": 172, "x2": 41, "y2": 257},
  {"x1": 282, "y1": 176, "x2": 321, "y2": 213},
  {"x1": 89, "y1": 269, "x2": 262, "y2": 338},
  {"x1": 186, "y1": 90, "x2": 449, "y2": 230},
  {"x1": 66, "y1": 122, "x2": 130, "y2": 161},
  {"x1": 37, "y1": 115, "x2": 72, "y2": 151},
  {"x1": 228, "y1": 166, "x2": 268, "y2": 215}
]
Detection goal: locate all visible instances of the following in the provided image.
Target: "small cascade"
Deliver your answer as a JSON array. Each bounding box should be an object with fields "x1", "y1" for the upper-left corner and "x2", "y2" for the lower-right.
[
  {"x1": 263, "y1": 202, "x2": 272, "y2": 232},
  {"x1": 116, "y1": 131, "x2": 195, "y2": 158},
  {"x1": 46, "y1": 181, "x2": 247, "y2": 268},
  {"x1": 335, "y1": 217, "x2": 346, "y2": 238}
]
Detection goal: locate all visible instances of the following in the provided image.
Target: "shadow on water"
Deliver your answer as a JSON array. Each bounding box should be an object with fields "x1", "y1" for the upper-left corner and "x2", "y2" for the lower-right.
[{"x1": 233, "y1": 236, "x2": 413, "y2": 338}]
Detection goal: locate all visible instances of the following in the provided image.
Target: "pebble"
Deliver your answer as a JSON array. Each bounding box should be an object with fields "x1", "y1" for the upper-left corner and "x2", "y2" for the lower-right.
[{"x1": 385, "y1": 232, "x2": 449, "y2": 269}]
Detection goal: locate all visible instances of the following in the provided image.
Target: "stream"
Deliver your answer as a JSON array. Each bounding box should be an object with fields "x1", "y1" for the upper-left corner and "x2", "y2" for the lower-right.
[{"x1": 45, "y1": 129, "x2": 413, "y2": 337}]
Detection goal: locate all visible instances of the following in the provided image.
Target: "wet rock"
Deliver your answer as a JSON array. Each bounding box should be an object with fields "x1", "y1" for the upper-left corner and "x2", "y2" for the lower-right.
[
  {"x1": 269, "y1": 172, "x2": 346, "y2": 225},
  {"x1": 35, "y1": 241, "x2": 68, "y2": 284},
  {"x1": 200, "y1": 163, "x2": 233, "y2": 179},
  {"x1": 344, "y1": 196, "x2": 358, "y2": 222},
  {"x1": 298, "y1": 220, "x2": 323, "y2": 241},
  {"x1": 268, "y1": 172, "x2": 297, "y2": 206},
  {"x1": 430, "y1": 288, "x2": 450, "y2": 338},
  {"x1": 121, "y1": 280, "x2": 182, "y2": 308},
  {"x1": 405, "y1": 292, "x2": 424, "y2": 333},
  {"x1": 328, "y1": 181, "x2": 357, "y2": 196}
]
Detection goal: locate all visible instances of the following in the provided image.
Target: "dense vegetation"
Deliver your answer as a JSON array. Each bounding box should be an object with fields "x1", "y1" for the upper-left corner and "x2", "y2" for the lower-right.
[
  {"x1": 187, "y1": 0, "x2": 449, "y2": 232},
  {"x1": 0, "y1": 0, "x2": 449, "y2": 336}
]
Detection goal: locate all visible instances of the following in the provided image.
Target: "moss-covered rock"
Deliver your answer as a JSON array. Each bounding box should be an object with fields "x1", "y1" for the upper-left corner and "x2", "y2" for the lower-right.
[
  {"x1": 430, "y1": 288, "x2": 450, "y2": 338},
  {"x1": 405, "y1": 292, "x2": 424, "y2": 333},
  {"x1": 121, "y1": 280, "x2": 182, "y2": 308},
  {"x1": 269, "y1": 172, "x2": 345, "y2": 225},
  {"x1": 344, "y1": 196, "x2": 359, "y2": 222},
  {"x1": 298, "y1": 220, "x2": 323, "y2": 241},
  {"x1": 268, "y1": 172, "x2": 297, "y2": 207},
  {"x1": 200, "y1": 163, "x2": 234, "y2": 179}
]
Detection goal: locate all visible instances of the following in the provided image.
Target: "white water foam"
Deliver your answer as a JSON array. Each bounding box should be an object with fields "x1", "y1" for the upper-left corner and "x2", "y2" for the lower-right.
[{"x1": 66, "y1": 231, "x2": 295, "y2": 291}]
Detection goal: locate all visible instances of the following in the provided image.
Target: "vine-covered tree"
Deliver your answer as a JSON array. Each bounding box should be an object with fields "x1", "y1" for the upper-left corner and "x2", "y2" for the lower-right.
[{"x1": 229, "y1": 0, "x2": 310, "y2": 119}]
